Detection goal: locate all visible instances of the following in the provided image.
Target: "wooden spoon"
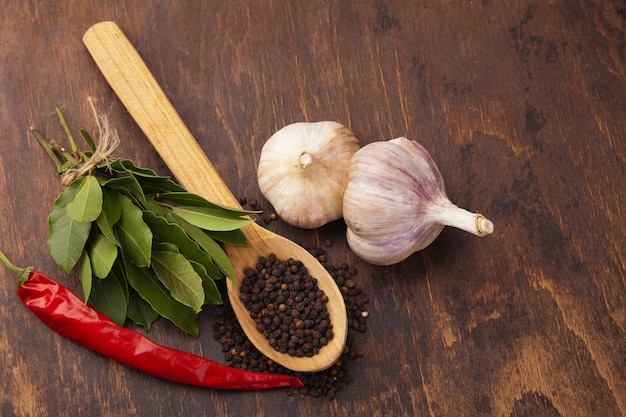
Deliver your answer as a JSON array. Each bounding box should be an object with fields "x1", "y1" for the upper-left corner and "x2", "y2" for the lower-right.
[{"x1": 83, "y1": 21, "x2": 347, "y2": 373}]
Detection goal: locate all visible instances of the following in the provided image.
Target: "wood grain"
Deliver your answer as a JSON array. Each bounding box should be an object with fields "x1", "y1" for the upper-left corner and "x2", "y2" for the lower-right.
[{"x1": 0, "y1": 1, "x2": 624, "y2": 416}]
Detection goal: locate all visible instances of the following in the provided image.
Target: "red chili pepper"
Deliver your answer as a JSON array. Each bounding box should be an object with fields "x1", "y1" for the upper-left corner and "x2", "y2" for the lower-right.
[{"x1": 0, "y1": 251, "x2": 303, "y2": 390}]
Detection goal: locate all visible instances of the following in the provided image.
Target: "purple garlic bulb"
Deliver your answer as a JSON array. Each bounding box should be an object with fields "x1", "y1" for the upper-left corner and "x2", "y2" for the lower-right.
[{"x1": 342, "y1": 137, "x2": 493, "y2": 265}]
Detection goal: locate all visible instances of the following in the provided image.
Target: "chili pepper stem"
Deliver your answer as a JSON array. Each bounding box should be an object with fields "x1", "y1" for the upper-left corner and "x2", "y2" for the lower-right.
[{"x1": 0, "y1": 249, "x2": 33, "y2": 284}]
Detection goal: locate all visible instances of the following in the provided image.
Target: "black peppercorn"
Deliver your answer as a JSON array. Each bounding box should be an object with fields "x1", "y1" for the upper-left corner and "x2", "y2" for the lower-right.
[
  {"x1": 239, "y1": 254, "x2": 334, "y2": 358},
  {"x1": 212, "y1": 245, "x2": 369, "y2": 400}
]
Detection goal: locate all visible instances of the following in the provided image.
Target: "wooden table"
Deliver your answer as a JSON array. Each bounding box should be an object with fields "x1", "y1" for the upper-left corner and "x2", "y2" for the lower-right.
[{"x1": 1, "y1": 1, "x2": 624, "y2": 416}]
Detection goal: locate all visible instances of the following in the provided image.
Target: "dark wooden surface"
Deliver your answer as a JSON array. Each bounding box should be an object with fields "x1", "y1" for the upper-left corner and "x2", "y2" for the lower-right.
[{"x1": 1, "y1": 1, "x2": 625, "y2": 416}]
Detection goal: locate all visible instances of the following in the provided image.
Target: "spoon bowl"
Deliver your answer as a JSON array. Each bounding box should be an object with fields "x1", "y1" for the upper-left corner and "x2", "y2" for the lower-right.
[
  {"x1": 83, "y1": 21, "x2": 347, "y2": 372},
  {"x1": 225, "y1": 227, "x2": 347, "y2": 372}
]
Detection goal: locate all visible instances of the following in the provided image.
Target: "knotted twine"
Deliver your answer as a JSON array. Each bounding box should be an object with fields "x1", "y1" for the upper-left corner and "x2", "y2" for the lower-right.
[{"x1": 60, "y1": 98, "x2": 120, "y2": 187}]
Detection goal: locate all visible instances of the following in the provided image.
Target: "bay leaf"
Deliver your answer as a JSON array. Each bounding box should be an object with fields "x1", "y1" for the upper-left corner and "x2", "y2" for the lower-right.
[
  {"x1": 126, "y1": 286, "x2": 158, "y2": 332},
  {"x1": 110, "y1": 257, "x2": 129, "y2": 305},
  {"x1": 100, "y1": 169, "x2": 146, "y2": 204},
  {"x1": 116, "y1": 194, "x2": 152, "y2": 267},
  {"x1": 171, "y1": 206, "x2": 254, "y2": 231},
  {"x1": 124, "y1": 260, "x2": 199, "y2": 337},
  {"x1": 48, "y1": 181, "x2": 91, "y2": 272},
  {"x1": 87, "y1": 232, "x2": 118, "y2": 278},
  {"x1": 89, "y1": 266, "x2": 128, "y2": 326},
  {"x1": 79, "y1": 253, "x2": 93, "y2": 303},
  {"x1": 116, "y1": 160, "x2": 183, "y2": 192},
  {"x1": 95, "y1": 189, "x2": 121, "y2": 245},
  {"x1": 142, "y1": 197, "x2": 168, "y2": 217},
  {"x1": 151, "y1": 250, "x2": 205, "y2": 313},
  {"x1": 143, "y1": 211, "x2": 222, "y2": 279},
  {"x1": 157, "y1": 192, "x2": 259, "y2": 216},
  {"x1": 206, "y1": 229, "x2": 248, "y2": 246},
  {"x1": 178, "y1": 217, "x2": 235, "y2": 281},
  {"x1": 79, "y1": 129, "x2": 96, "y2": 152},
  {"x1": 152, "y1": 241, "x2": 179, "y2": 253},
  {"x1": 190, "y1": 261, "x2": 222, "y2": 305},
  {"x1": 114, "y1": 159, "x2": 160, "y2": 176},
  {"x1": 138, "y1": 177, "x2": 187, "y2": 195},
  {"x1": 66, "y1": 175, "x2": 103, "y2": 222}
]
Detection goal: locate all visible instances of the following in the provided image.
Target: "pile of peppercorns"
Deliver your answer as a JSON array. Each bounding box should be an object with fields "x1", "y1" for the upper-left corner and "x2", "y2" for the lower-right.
[
  {"x1": 240, "y1": 254, "x2": 334, "y2": 358},
  {"x1": 212, "y1": 243, "x2": 369, "y2": 399}
]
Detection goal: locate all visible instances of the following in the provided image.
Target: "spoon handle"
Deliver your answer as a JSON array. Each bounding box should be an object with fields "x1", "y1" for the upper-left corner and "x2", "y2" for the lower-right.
[{"x1": 83, "y1": 21, "x2": 241, "y2": 209}]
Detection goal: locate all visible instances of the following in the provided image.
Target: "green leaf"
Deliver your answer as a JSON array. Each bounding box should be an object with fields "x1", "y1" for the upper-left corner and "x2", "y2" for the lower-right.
[
  {"x1": 177, "y1": 217, "x2": 235, "y2": 281},
  {"x1": 140, "y1": 179, "x2": 187, "y2": 195},
  {"x1": 112, "y1": 159, "x2": 187, "y2": 194},
  {"x1": 100, "y1": 169, "x2": 146, "y2": 204},
  {"x1": 116, "y1": 194, "x2": 152, "y2": 267},
  {"x1": 48, "y1": 182, "x2": 92, "y2": 272},
  {"x1": 113, "y1": 159, "x2": 160, "y2": 177},
  {"x1": 143, "y1": 211, "x2": 222, "y2": 279},
  {"x1": 111, "y1": 257, "x2": 129, "y2": 301},
  {"x1": 97, "y1": 170, "x2": 136, "y2": 187},
  {"x1": 190, "y1": 260, "x2": 222, "y2": 305},
  {"x1": 172, "y1": 206, "x2": 254, "y2": 231},
  {"x1": 89, "y1": 267, "x2": 128, "y2": 325},
  {"x1": 95, "y1": 189, "x2": 122, "y2": 245},
  {"x1": 79, "y1": 253, "x2": 93, "y2": 302},
  {"x1": 79, "y1": 129, "x2": 97, "y2": 152},
  {"x1": 142, "y1": 197, "x2": 169, "y2": 217},
  {"x1": 206, "y1": 229, "x2": 248, "y2": 246},
  {"x1": 124, "y1": 260, "x2": 199, "y2": 337},
  {"x1": 66, "y1": 176, "x2": 103, "y2": 222},
  {"x1": 151, "y1": 250, "x2": 205, "y2": 313},
  {"x1": 152, "y1": 241, "x2": 179, "y2": 253},
  {"x1": 158, "y1": 192, "x2": 259, "y2": 216},
  {"x1": 126, "y1": 286, "x2": 158, "y2": 332},
  {"x1": 87, "y1": 232, "x2": 118, "y2": 278}
]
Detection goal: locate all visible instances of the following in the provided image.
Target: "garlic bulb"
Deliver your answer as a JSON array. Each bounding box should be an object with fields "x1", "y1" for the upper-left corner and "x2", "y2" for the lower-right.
[
  {"x1": 343, "y1": 137, "x2": 493, "y2": 265},
  {"x1": 257, "y1": 121, "x2": 360, "y2": 229}
]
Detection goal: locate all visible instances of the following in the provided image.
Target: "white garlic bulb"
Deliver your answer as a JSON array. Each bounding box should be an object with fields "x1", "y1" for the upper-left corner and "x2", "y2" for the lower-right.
[
  {"x1": 257, "y1": 121, "x2": 360, "y2": 229},
  {"x1": 343, "y1": 137, "x2": 493, "y2": 265}
]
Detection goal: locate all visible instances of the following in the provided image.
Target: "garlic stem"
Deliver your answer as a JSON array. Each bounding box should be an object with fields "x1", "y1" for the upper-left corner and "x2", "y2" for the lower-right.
[
  {"x1": 475, "y1": 215, "x2": 495, "y2": 236},
  {"x1": 429, "y1": 202, "x2": 494, "y2": 237},
  {"x1": 299, "y1": 151, "x2": 313, "y2": 169}
]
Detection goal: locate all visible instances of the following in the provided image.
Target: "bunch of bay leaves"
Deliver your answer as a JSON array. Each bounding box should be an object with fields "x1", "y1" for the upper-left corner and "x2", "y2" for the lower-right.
[{"x1": 33, "y1": 107, "x2": 256, "y2": 337}]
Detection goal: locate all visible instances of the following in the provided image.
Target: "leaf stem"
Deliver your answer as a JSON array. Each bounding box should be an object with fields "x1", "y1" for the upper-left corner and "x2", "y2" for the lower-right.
[
  {"x1": 49, "y1": 140, "x2": 81, "y2": 167},
  {"x1": 155, "y1": 201, "x2": 176, "y2": 211},
  {"x1": 31, "y1": 128, "x2": 64, "y2": 172},
  {"x1": 56, "y1": 106, "x2": 79, "y2": 154}
]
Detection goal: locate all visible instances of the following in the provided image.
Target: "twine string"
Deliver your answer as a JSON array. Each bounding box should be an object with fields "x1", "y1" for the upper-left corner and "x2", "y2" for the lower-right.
[{"x1": 60, "y1": 98, "x2": 119, "y2": 187}]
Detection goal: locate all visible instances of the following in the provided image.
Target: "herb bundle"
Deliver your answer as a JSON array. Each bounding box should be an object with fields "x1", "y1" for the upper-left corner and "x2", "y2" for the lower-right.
[{"x1": 32, "y1": 105, "x2": 257, "y2": 337}]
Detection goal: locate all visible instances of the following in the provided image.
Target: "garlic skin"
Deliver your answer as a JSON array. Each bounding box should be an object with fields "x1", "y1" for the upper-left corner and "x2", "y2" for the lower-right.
[
  {"x1": 258, "y1": 121, "x2": 360, "y2": 229},
  {"x1": 343, "y1": 137, "x2": 494, "y2": 266}
]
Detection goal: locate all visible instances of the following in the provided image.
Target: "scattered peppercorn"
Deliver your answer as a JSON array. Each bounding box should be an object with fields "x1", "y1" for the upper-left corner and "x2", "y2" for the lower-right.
[
  {"x1": 239, "y1": 195, "x2": 280, "y2": 225},
  {"x1": 212, "y1": 245, "x2": 369, "y2": 399},
  {"x1": 248, "y1": 197, "x2": 260, "y2": 210}
]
